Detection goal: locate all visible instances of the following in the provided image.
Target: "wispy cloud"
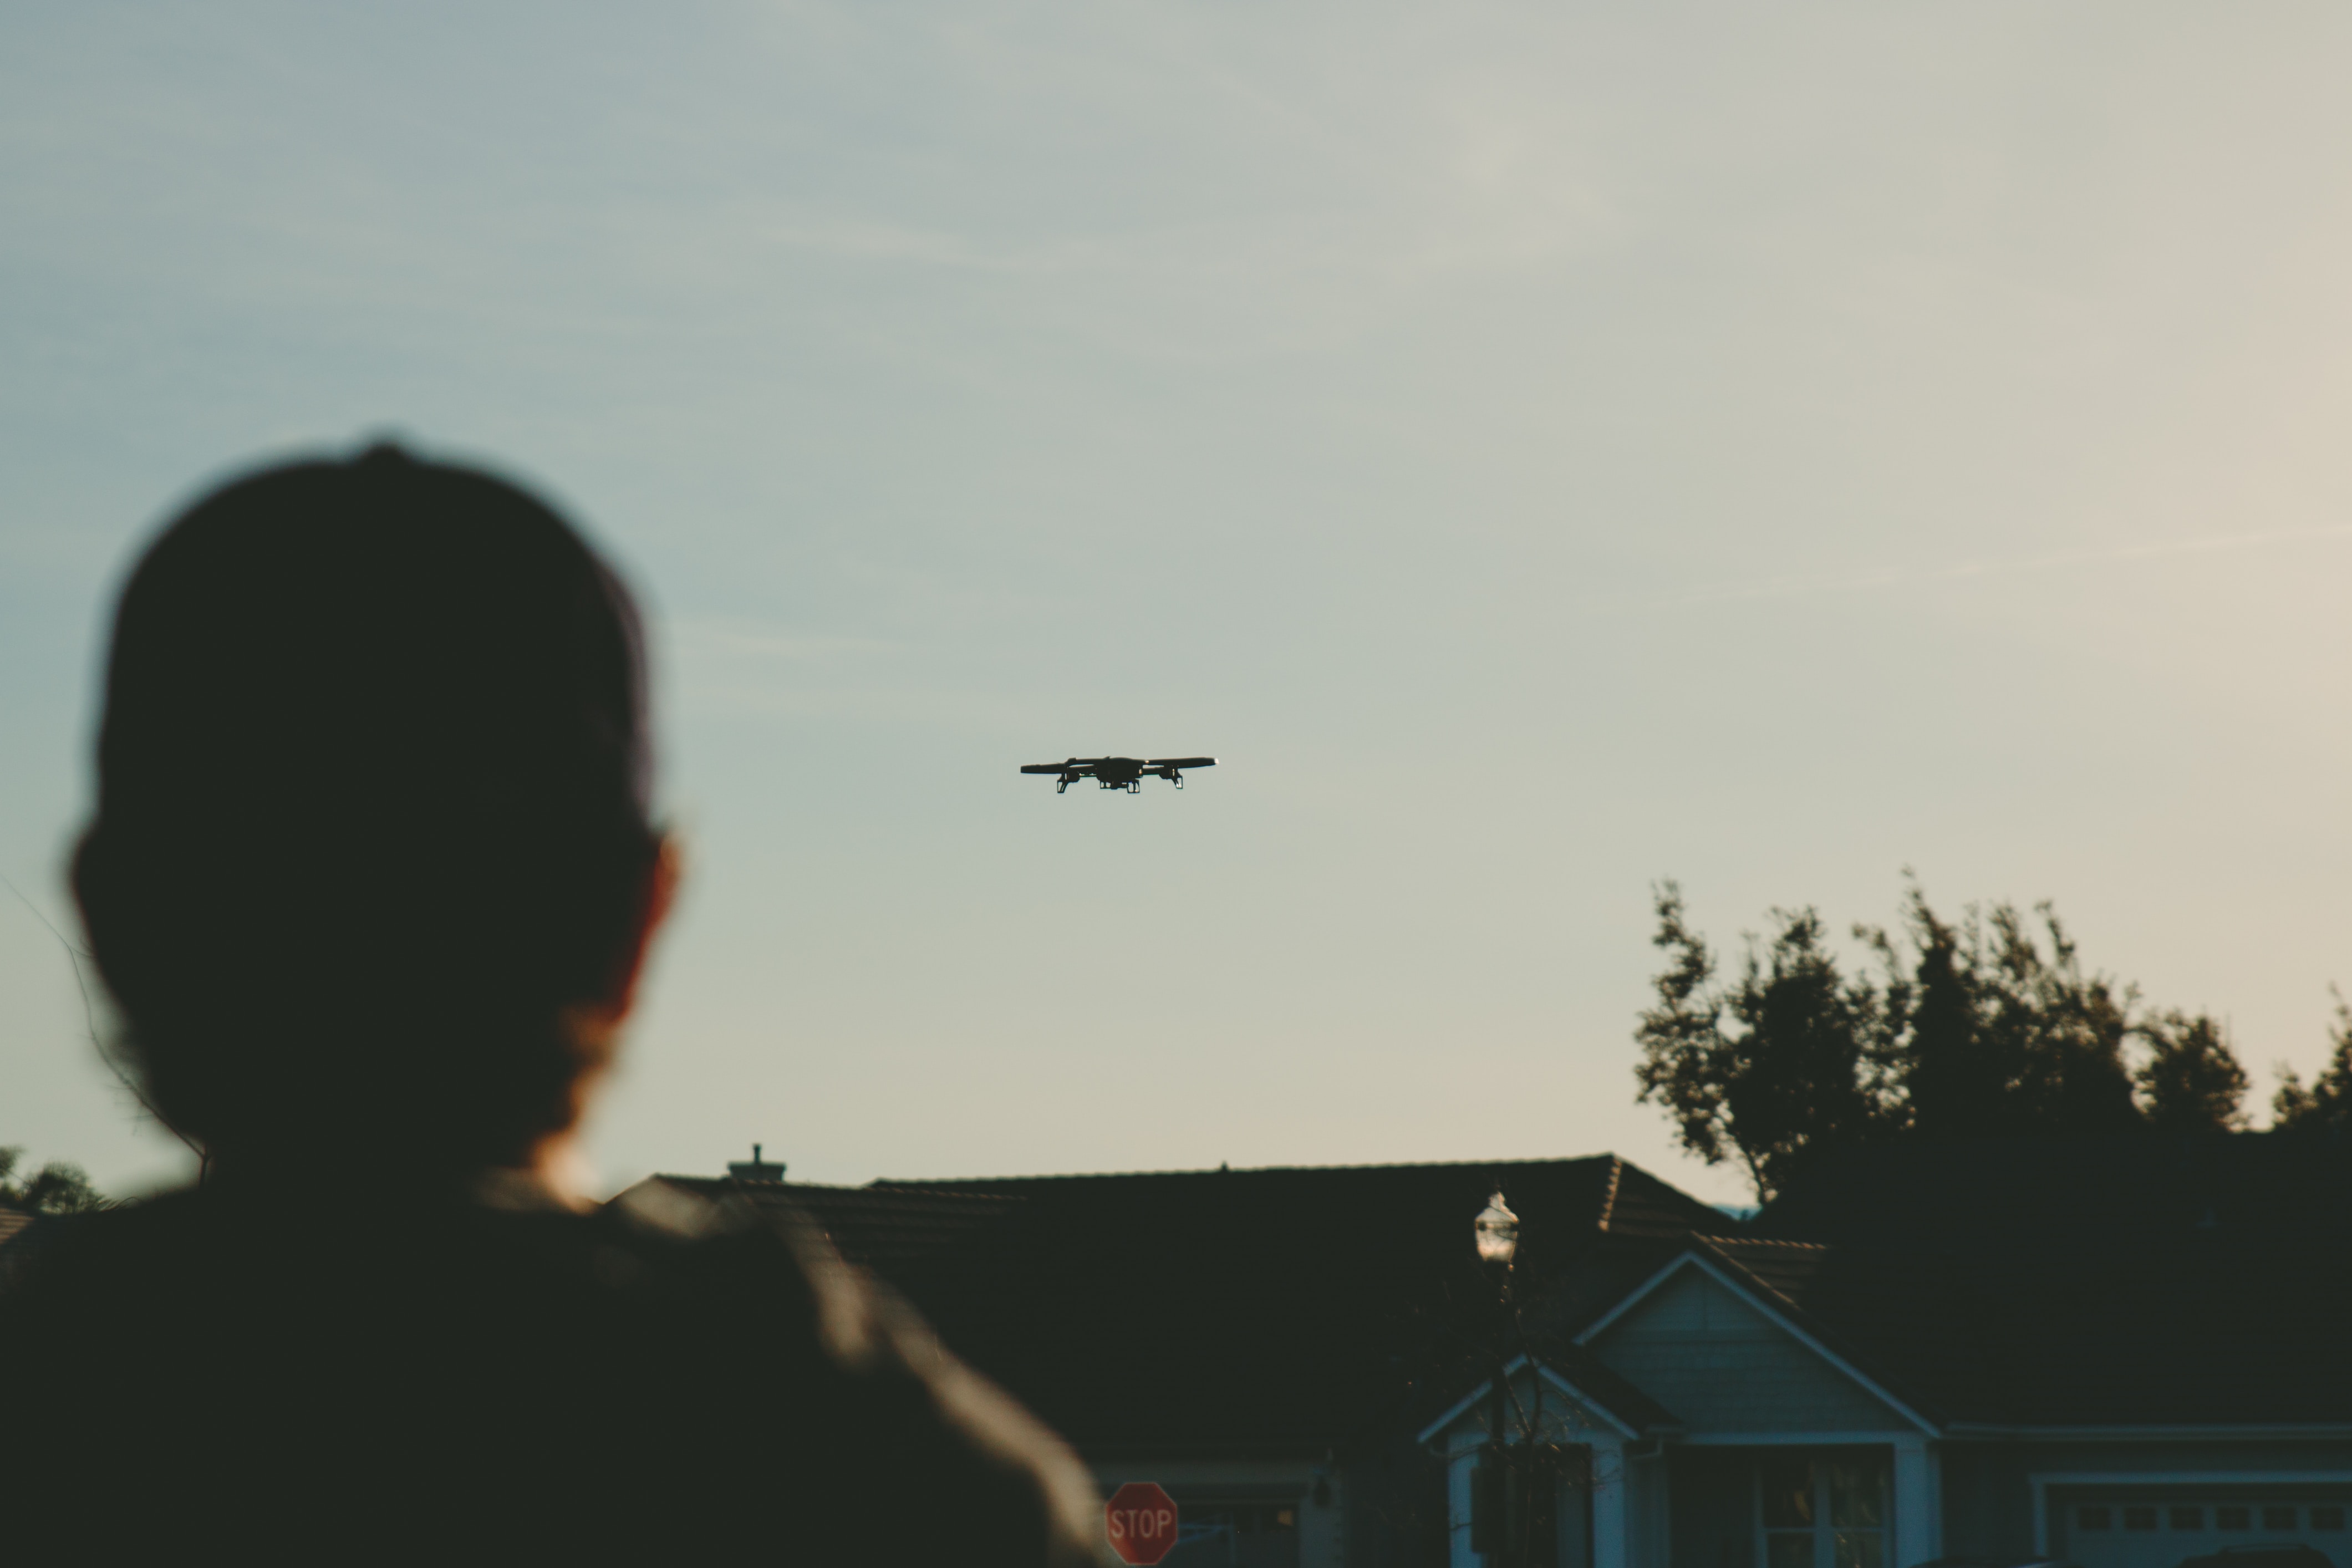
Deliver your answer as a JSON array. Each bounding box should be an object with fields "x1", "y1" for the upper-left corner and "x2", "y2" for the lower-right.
[
  {"x1": 1662, "y1": 522, "x2": 2352, "y2": 608},
  {"x1": 667, "y1": 618, "x2": 898, "y2": 663}
]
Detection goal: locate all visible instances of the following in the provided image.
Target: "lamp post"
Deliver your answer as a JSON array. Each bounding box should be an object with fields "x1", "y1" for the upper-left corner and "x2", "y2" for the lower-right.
[{"x1": 1474, "y1": 1190, "x2": 1519, "y2": 1566}]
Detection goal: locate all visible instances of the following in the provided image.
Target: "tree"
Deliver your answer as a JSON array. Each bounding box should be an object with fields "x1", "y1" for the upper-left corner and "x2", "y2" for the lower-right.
[
  {"x1": 1879, "y1": 890, "x2": 1992, "y2": 1138},
  {"x1": 1921, "y1": 897, "x2": 2142, "y2": 1138},
  {"x1": 2272, "y1": 989, "x2": 2352, "y2": 1132},
  {"x1": 0, "y1": 1147, "x2": 109, "y2": 1215},
  {"x1": 1634, "y1": 883, "x2": 1896, "y2": 1202},
  {"x1": 2136, "y1": 1011, "x2": 2251, "y2": 1133},
  {"x1": 1631, "y1": 883, "x2": 1731, "y2": 1172},
  {"x1": 1635, "y1": 877, "x2": 2253, "y2": 1200}
]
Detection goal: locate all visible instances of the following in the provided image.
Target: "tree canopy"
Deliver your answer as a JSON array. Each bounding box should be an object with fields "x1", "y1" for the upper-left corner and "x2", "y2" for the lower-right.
[
  {"x1": 1634, "y1": 878, "x2": 2272, "y2": 1201},
  {"x1": 0, "y1": 1147, "x2": 108, "y2": 1215},
  {"x1": 2272, "y1": 990, "x2": 2352, "y2": 1132}
]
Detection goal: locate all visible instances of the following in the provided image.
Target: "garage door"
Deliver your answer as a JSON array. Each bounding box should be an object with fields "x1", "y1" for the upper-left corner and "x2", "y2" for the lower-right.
[{"x1": 2051, "y1": 1487, "x2": 2352, "y2": 1568}]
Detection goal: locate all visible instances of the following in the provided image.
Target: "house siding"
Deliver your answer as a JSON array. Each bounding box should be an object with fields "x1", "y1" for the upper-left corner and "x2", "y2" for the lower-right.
[
  {"x1": 1933, "y1": 1439, "x2": 2352, "y2": 1561},
  {"x1": 1589, "y1": 1269, "x2": 1908, "y2": 1434}
]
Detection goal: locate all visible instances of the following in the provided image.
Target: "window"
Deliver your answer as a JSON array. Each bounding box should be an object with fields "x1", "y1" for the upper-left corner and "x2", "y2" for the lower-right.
[
  {"x1": 1758, "y1": 1455, "x2": 1888, "y2": 1568},
  {"x1": 2068, "y1": 1496, "x2": 2351, "y2": 1545},
  {"x1": 1169, "y1": 1500, "x2": 1301, "y2": 1568},
  {"x1": 1470, "y1": 1454, "x2": 1557, "y2": 1568}
]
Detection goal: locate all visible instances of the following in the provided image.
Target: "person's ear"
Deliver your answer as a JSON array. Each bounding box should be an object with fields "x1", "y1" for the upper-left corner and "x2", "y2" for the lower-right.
[
  {"x1": 606, "y1": 833, "x2": 681, "y2": 1024},
  {"x1": 556, "y1": 834, "x2": 680, "y2": 1111}
]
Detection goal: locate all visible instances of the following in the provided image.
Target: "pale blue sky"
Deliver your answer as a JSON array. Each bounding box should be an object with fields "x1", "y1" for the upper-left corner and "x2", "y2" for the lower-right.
[{"x1": 8, "y1": 3, "x2": 2352, "y2": 1205}]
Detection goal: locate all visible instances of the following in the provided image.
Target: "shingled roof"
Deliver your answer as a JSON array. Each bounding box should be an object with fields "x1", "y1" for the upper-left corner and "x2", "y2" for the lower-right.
[
  {"x1": 633, "y1": 1155, "x2": 1723, "y2": 1459},
  {"x1": 636, "y1": 1134, "x2": 2352, "y2": 1449},
  {"x1": 1691, "y1": 1132, "x2": 2352, "y2": 1429},
  {"x1": 651, "y1": 1175, "x2": 1021, "y2": 1271}
]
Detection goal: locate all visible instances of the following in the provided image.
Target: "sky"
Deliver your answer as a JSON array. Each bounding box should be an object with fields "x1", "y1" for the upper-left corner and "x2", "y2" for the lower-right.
[{"x1": 7, "y1": 3, "x2": 2352, "y2": 1209}]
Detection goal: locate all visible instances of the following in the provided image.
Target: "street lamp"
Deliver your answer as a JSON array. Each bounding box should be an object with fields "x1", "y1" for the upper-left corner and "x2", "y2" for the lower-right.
[
  {"x1": 1473, "y1": 1190, "x2": 1521, "y2": 1566},
  {"x1": 1474, "y1": 1191, "x2": 1519, "y2": 1269}
]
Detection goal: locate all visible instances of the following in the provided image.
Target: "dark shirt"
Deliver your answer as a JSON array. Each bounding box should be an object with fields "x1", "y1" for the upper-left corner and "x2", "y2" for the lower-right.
[{"x1": 0, "y1": 1173, "x2": 1099, "y2": 1565}]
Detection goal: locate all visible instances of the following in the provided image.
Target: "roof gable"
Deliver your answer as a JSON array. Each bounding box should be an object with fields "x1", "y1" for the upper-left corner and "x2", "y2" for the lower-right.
[
  {"x1": 1415, "y1": 1353, "x2": 1679, "y2": 1447},
  {"x1": 1581, "y1": 1253, "x2": 1933, "y2": 1435}
]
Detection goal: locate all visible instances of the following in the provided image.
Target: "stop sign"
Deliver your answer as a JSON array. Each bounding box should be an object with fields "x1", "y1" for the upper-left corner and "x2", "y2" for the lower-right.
[{"x1": 1105, "y1": 1482, "x2": 1180, "y2": 1566}]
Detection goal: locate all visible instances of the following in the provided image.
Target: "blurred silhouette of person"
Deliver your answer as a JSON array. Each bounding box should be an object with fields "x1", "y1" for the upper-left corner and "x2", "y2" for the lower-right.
[{"x1": 0, "y1": 445, "x2": 1098, "y2": 1564}]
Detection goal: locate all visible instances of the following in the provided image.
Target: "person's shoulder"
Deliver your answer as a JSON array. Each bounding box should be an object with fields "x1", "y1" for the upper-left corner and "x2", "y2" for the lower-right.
[
  {"x1": 599, "y1": 1173, "x2": 782, "y2": 1248},
  {"x1": 0, "y1": 1187, "x2": 202, "y2": 1305},
  {"x1": 595, "y1": 1175, "x2": 826, "y2": 1290},
  {"x1": 596, "y1": 1178, "x2": 1100, "y2": 1565},
  {"x1": 595, "y1": 1177, "x2": 953, "y2": 1382}
]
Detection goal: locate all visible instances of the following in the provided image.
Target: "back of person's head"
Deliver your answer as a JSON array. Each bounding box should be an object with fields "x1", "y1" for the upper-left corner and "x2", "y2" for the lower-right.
[{"x1": 74, "y1": 444, "x2": 662, "y2": 1175}]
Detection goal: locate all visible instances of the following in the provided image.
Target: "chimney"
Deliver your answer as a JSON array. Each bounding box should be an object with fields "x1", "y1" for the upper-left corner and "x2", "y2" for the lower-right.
[{"x1": 726, "y1": 1143, "x2": 786, "y2": 1183}]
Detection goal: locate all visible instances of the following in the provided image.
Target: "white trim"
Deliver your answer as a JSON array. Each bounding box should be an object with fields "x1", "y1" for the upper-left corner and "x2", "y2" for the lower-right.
[
  {"x1": 1572, "y1": 1257, "x2": 1681, "y2": 1346},
  {"x1": 2027, "y1": 1470, "x2": 2352, "y2": 1555},
  {"x1": 1574, "y1": 1251, "x2": 1939, "y2": 1437},
  {"x1": 1416, "y1": 1353, "x2": 1647, "y2": 1445},
  {"x1": 1533, "y1": 1365, "x2": 1648, "y2": 1442},
  {"x1": 1440, "y1": 1422, "x2": 1631, "y2": 1568},
  {"x1": 1951, "y1": 1424, "x2": 2352, "y2": 1442},
  {"x1": 1893, "y1": 1435, "x2": 1939, "y2": 1568},
  {"x1": 1591, "y1": 1434, "x2": 1630, "y2": 1568},
  {"x1": 1447, "y1": 1441, "x2": 1478, "y2": 1568}
]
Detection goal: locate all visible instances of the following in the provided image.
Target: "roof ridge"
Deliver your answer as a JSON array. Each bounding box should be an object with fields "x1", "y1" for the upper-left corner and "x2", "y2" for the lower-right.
[
  {"x1": 1693, "y1": 1233, "x2": 1831, "y2": 1252},
  {"x1": 649, "y1": 1174, "x2": 1017, "y2": 1201},
  {"x1": 1687, "y1": 1235, "x2": 1813, "y2": 1318},
  {"x1": 872, "y1": 1154, "x2": 1623, "y2": 1185},
  {"x1": 1596, "y1": 1156, "x2": 1624, "y2": 1233},
  {"x1": 843, "y1": 1184, "x2": 1022, "y2": 1202}
]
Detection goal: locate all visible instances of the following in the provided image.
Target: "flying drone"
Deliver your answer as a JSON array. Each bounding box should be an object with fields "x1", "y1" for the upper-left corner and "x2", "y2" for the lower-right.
[{"x1": 1021, "y1": 756, "x2": 1216, "y2": 794}]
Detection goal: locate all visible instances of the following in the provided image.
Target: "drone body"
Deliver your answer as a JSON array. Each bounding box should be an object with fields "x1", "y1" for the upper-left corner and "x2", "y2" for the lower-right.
[{"x1": 1021, "y1": 756, "x2": 1216, "y2": 794}]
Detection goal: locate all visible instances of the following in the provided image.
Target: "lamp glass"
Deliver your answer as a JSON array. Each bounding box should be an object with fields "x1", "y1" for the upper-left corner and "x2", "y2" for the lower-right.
[{"x1": 1474, "y1": 1190, "x2": 1519, "y2": 1266}]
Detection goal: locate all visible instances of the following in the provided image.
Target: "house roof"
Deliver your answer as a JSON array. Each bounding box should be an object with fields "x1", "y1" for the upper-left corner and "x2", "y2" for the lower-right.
[
  {"x1": 0, "y1": 1203, "x2": 49, "y2": 1291},
  {"x1": 649, "y1": 1176, "x2": 1021, "y2": 1271},
  {"x1": 634, "y1": 1154, "x2": 1722, "y2": 1459},
  {"x1": 1714, "y1": 1133, "x2": 2352, "y2": 1428},
  {"x1": 635, "y1": 1135, "x2": 2352, "y2": 1449}
]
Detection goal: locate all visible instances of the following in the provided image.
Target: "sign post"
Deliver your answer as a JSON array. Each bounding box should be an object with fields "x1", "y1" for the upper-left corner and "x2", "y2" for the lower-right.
[{"x1": 1105, "y1": 1482, "x2": 1180, "y2": 1567}]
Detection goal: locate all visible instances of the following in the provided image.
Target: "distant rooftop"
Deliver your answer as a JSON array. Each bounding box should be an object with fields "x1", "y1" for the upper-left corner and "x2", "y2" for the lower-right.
[{"x1": 631, "y1": 1151, "x2": 1723, "y2": 1457}]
